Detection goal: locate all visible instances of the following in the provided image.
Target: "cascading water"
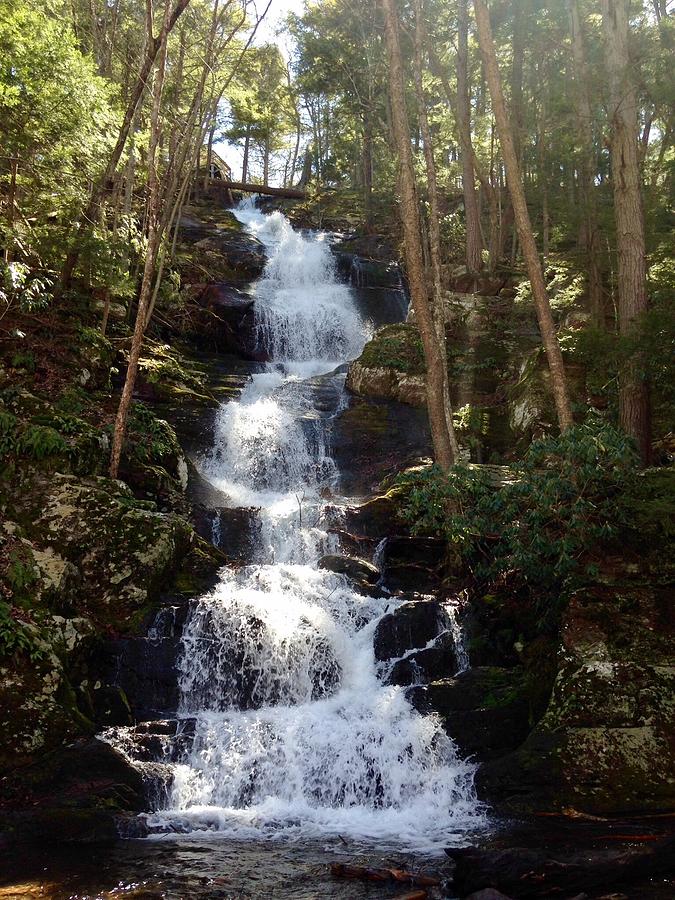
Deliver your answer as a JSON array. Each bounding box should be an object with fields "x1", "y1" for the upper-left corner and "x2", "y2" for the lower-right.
[{"x1": 124, "y1": 199, "x2": 485, "y2": 852}]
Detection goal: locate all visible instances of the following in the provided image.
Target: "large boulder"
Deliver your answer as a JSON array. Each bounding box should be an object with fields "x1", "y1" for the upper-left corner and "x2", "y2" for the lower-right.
[
  {"x1": 379, "y1": 535, "x2": 447, "y2": 593},
  {"x1": 331, "y1": 398, "x2": 431, "y2": 496},
  {"x1": 0, "y1": 738, "x2": 145, "y2": 845},
  {"x1": 318, "y1": 554, "x2": 380, "y2": 586},
  {"x1": 345, "y1": 324, "x2": 426, "y2": 407},
  {"x1": 478, "y1": 580, "x2": 675, "y2": 815},
  {"x1": 193, "y1": 231, "x2": 266, "y2": 280},
  {"x1": 7, "y1": 473, "x2": 193, "y2": 623},
  {"x1": 374, "y1": 599, "x2": 451, "y2": 662},
  {"x1": 386, "y1": 633, "x2": 458, "y2": 686},
  {"x1": 193, "y1": 505, "x2": 260, "y2": 562},
  {"x1": 99, "y1": 602, "x2": 191, "y2": 720},
  {"x1": 186, "y1": 282, "x2": 264, "y2": 360},
  {"x1": 0, "y1": 474, "x2": 193, "y2": 767},
  {"x1": 408, "y1": 667, "x2": 530, "y2": 761}
]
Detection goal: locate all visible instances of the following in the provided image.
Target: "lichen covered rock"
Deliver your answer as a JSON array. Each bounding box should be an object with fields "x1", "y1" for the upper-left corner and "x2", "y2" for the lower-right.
[
  {"x1": 346, "y1": 324, "x2": 426, "y2": 406},
  {"x1": 0, "y1": 473, "x2": 194, "y2": 769},
  {"x1": 479, "y1": 580, "x2": 675, "y2": 814}
]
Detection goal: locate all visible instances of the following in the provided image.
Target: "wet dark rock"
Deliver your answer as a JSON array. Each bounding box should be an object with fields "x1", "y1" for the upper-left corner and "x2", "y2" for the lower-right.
[
  {"x1": 465, "y1": 891, "x2": 515, "y2": 900},
  {"x1": 380, "y1": 536, "x2": 446, "y2": 592},
  {"x1": 476, "y1": 729, "x2": 561, "y2": 811},
  {"x1": 446, "y1": 837, "x2": 675, "y2": 899},
  {"x1": 331, "y1": 396, "x2": 431, "y2": 495},
  {"x1": 0, "y1": 738, "x2": 145, "y2": 845},
  {"x1": 193, "y1": 505, "x2": 259, "y2": 561},
  {"x1": 342, "y1": 493, "x2": 406, "y2": 540},
  {"x1": 100, "y1": 604, "x2": 190, "y2": 720},
  {"x1": 91, "y1": 684, "x2": 133, "y2": 727},
  {"x1": 318, "y1": 554, "x2": 380, "y2": 584},
  {"x1": 408, "y1": 667, "x2": 529, "y2": 760},
  {"x1": 374, "y1": 599, "x2": 451, "y2": 662},
  {"x1": 193, "y1": 231, "x2": 266, "y2": 280},
  {"x1": 332, "y1": 233, "x2": 399, "y2": 267},
  {"x1": 186, "y1": 282, "x2": 264, "y2": 360},
  {"x1": 387, "y1": 633, "x2": 458, "y2": 686}
]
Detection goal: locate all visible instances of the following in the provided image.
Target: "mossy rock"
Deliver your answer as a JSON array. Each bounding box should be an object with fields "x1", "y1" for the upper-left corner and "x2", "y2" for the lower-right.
[
  {"x1": 357, "y1": 324, "x2": 425, "y2": 376},
  {"x1": 479, "y1": 579, "x2": 675, "y2": 815},
  {"x1": 3, "y1": 472, "x2": 193, "y2": 625}
]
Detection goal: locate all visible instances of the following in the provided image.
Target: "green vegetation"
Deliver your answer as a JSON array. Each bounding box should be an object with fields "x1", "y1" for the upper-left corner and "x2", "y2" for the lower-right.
[
  {"x1": 396, "y1": 420, "x2": 670, "y2": 603},
  {"x1": 359, "y1": 325, "x2": 425, "y2": 374}
]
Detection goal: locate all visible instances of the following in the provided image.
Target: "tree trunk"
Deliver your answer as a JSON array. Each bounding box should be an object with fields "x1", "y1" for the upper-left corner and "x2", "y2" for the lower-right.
[
  {"x1": 109, "y1": 0, "x2": 172, "y2": 479},
  {"x1": 4, "y1": 158, "x2": 17, "y2": 264},
  {"x1": 204, "y1": 121, "x2": 216, "y2": 191},
  {"x1": 380, "y1": 0, "x2": 458, "y2": 470},
  {"x1": 242, "y1": 125, "x2": 251, "y2": 183},
  {"x1": 362, "y1": 112, "x2": 374, "y2": 229},
  {"x1": 474, "y1": 0, "x2": 573, "y2": 431},
  {"x1": 567, "y1": 0, "x2": 604, "y2": 323},
  {"x1": 412, "y1": 0, "x2": 460, "y2": 459},
  {"x1": 429, "y1": 46, "x2": 498, "y2": 270},
  {"x1": 601, "y1": 0, "x2": 651, "y2": 465},
  {"x1": 457, "y1": 0, "x2": 483, "y2": 273},
  {"x1": 263, "y1": 138, "x2": 270, "y2": 187}
]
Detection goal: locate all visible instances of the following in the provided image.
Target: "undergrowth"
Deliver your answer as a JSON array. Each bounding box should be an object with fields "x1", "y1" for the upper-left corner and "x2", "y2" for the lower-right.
[{"x1": 395, "y1": 420, "x2": 666, "y2": 605}]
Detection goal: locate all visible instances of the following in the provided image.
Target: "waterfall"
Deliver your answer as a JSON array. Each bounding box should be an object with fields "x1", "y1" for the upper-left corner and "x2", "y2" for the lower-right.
[{"x1": 124, "y1": 199, "x2": 484, "y2": 853}]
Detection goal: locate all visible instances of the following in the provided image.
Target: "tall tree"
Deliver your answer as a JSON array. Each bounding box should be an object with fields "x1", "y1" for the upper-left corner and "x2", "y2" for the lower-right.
[
  {"x1": 380, "y1": 0, "x2": 459, "y2": 469},
  {"x1": 567, "y1": 0, "x2": 603, "y2": 323},
  {"x1": 457, "y1": 0, "x2": 483, "y2": 273},
  {"x1": 601, "y1": 0, "x2": 650, "y2": 464},
  {"x1": 412, "y1": 0, "x2": 460, "y2": 459},
  {"x1": 109, "y1": 0, "x2": 173, "y2": 479},
  {"x1": 473, "y1": 0, "x2": 573, "y2": 432}
]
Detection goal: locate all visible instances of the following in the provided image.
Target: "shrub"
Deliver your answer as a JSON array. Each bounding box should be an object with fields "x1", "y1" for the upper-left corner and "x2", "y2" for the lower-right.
[{"x1": 396, "y1": 420, "x2": 641, "y2": 602}]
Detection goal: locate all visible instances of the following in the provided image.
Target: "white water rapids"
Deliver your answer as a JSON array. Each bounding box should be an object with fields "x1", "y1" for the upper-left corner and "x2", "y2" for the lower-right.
[{"x1": 133, "y1": 200, "x2": 485, "y2": 852}]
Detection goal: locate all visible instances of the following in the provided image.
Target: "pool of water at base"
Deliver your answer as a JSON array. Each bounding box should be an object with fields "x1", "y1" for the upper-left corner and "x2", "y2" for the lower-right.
[{"x1": 0, "y1": 838, "x2": 458, "y2": 899}]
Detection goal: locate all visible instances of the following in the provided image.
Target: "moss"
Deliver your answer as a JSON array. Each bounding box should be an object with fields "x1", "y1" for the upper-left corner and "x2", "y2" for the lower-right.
[{"x1": 359, "y1": 324, "x2": 425, "y2": 375}]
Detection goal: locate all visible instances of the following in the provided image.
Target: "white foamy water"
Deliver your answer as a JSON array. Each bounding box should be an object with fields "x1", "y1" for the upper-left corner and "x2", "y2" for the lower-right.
[{"x1": 123, "y1": 199, "x2": 484, "y2": 852}]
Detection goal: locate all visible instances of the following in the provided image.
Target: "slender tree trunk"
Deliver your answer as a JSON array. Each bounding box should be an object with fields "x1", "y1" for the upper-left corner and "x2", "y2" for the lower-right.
[
  {"x1": 412, "y1": 0, "x2": 460, "y2": 459},
  {"x1": 204, "y1": 121, "x2": 216, "y2": 191},
  {"x1": 567, "y1": 0, "x2": 604, "y2": 323},
  {"x1": 457, "y1": 0, "x2": 482, "y2": 273},
  {"x1": 242, "y1": 125, "x2": 251, "y2": 183},
  {"x1": 474, "y1": 0, "x2": 573, "y2": 431},
  {"x1": 429, "y1": 46, "x2": 498, "y2": 270},
  {"x1": 601, "y1": 0, "x2": 650, "y2": 464},
  {"x1": 380, "y1": 0, "x2": 458, "y2": 469},
  {"x1": 110, "y1": 0, "x2": 172, "y2": 479},
  {"x1": 263, "y1": 139, "x2": 270, "y2": 187},
  {"x1": 362, "y1": 113, "x2": 374, "y2": 229},
  {"x1": 4, "y1": 158, "x2": 17, "y2": 264}
]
